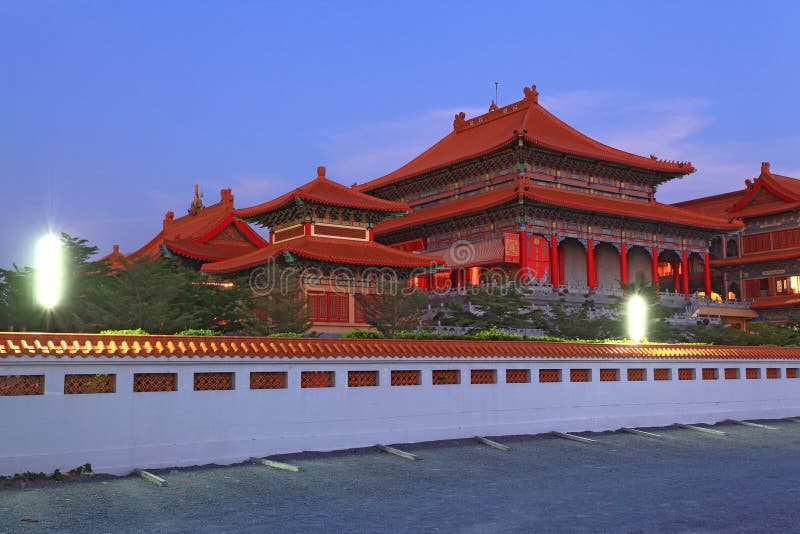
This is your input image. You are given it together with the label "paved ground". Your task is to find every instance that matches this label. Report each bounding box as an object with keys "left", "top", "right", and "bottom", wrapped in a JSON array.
[{"left": 3, "top": 420, "right": 800, "bottom": 533}]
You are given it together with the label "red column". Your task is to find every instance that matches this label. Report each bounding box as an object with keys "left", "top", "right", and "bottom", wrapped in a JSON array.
[
  {"left": 681, "top": 250, "right": 690, "bottom": 295},
  {"left": 586, "top": 239, "right": 596, "bottom": 289},
  {"left": 651, "top": 246, "right": 659, "bottom": 291},
  {"left": 620, "top": 242, "right": 628, "bottom": 287},
  {"left": 304, "top": 221, "right": 312, "bottom": 235},
  {"left": 519, "top": 230, "right": 529, "bottom": 281},
  {"left": 704, "top": 252, "right": 712, "bottom": 296},
  {"left": 550, "top": 234, "right": 559, "bottom": 287}
]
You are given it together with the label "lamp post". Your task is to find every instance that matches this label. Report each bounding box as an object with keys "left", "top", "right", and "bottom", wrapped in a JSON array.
[
  {"left": 627, "top": 294, "right": 646, "bottom": 344},
  {"left": 36, "top": 234, "right": 63, "bottom": 331}
]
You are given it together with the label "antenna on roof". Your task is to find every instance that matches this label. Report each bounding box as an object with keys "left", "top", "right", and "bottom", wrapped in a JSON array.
[{"left": 494, "top": 81, "right": 499, "bottom": 104}]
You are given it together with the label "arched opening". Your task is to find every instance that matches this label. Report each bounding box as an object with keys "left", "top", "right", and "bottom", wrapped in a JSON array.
[
  {"left": 688, "top": 252, "right": 705, "bottom": 294},
  {"left": 559, "top": 238, "right": 587, "bottom": 288},
  {"left": 728, "top": 281, "right": 740, "bottom": 301},
  {"left": 595, "top": 242, "right": 620, "bottom": 290},
  {"left": 709, "top": 237, "right": 723, "bottom": 260},
  {"left": 657, "top": 250, "right": 681, "bottom": 293},
  {"left": 627, "top": 246, "right": 652, "bottom": 287}
]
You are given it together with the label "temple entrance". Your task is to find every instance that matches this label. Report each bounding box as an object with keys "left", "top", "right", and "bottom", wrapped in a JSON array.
[
  {"left": 627, "top": 246, "right": 652, "bottom": 286},
  {"left": 657, "top": 250, "right": 681, "bottom": 293},
  {"left": 559, "top": 238, "right": 587, "bottom": 288},
  {"left": 595, "top": 243, "right": 620, "bottom": 290}
]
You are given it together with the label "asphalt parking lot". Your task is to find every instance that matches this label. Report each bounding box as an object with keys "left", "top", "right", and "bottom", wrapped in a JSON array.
[{"left": 3, "top": 419, "right": 800, "bottom": 533}]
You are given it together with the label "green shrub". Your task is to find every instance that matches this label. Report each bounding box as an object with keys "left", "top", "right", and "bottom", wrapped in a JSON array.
[
  {"left": 175, "top": 328, "right": 222, "bottom": 336},
  {"left": 267, "top": 332, "right": 305, "bottom": 338},
  {"left": 100, "top": 328, "right": 149, "bottom": 335},
  {"left": 342, "top": 329, "right": 383, "bottom": 339}
]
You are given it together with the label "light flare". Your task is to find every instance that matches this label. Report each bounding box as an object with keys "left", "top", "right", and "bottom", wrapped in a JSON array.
[
  {"left": 627, "top": 294, "right": 647, "bottom": 344},
  {"left": 36, "top": 234, "right": 63, "bottom": 309}
]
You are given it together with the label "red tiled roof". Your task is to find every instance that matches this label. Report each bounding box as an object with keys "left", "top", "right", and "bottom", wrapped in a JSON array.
[
  {"left": 163, "top": 239, "right": 262, "bottom": 262},
  {"left": 3, "top": 332, "right": 800, "bottom": 360},
  {"left": 357, "top": 85, "right": 693, "bottom": 193},
  {"left": 750, "top": 295, "right": 800, "bottom": 309},
  {"left": 373, "top": 180, "right": 740, "bottom": 236},
  {"left": 238, "top": 167, "right": 409, "bottom": 219},
  {"left": 711, "top": 249, "right": 800, "bottom": 267},
  {"left": 131, "top": 189, "right": 267, "bottom": 261},
  {"left": 673, "top": 163, "right": 800, "bottom": 219},
  {"left": 201, "top": 235, "right": 444, "bottom": 274}
]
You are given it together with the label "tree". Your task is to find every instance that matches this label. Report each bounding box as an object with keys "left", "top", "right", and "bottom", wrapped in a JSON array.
[
  {"left": 546, "top": 295, "right": 618, "bottom": 340},
  {"left": 353, "top": 281, "right": 428, "bottom": 338},
  {"left": 240, "top": 269, "right": 311, "bottom": 335},
  {"left": 438, "top": 284, "right": 548, "bottom": 331}
]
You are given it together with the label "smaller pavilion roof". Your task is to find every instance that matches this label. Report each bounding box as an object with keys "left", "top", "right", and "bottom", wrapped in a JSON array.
[
  {"left": 201, "top": 236, "right": 443, "bottom": 274},
  {"left": 711, "top": 249, "right": 800, "bottom": 267},
  {"left": 750, "top": 295, "right": 800, "bottom": 310},
  {"left": 373, "top": 178, "right": 741, "bottom": 236},
  {"left": 674, "top": 163, "right": 800, "bottom": 219},
  {"left": 130, "top": 188, "right": 267, "bottom": 262},
  {"left": 237, "top": 166, "right": 409, "bottom": 222}
]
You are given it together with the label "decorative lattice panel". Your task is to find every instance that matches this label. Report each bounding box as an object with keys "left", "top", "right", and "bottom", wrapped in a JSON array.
[
  {"left": 506, "top": 369, "right": 530, "bottom": 383},
  {"left": 64, "top": 374, "right": 116, "bottom": 394},
  {"left": 193, "top": 372, "right": 234, "bottom": 391},
  {"left": 539, "top": 369, "right": 560, "bottom": 383},
  {"left": 678, "top": 368, "right": 695, "bottom": 381},
  {"left": 348, "top": 371, "right": 378, "bottom": 387},
  {"left": 787, "top": 368, "right": 798, "bottom": 379},
  {"left": 766, "top": 368, "right": 780, "bottom": 379},
  {"left": 600, "top": 369, "right": 619, "bottom": 382},
  {"left": 570, "top": 369, "right": 590, "bottom": 383},
  {"left": 746, "top": 368, "right": 760, "bottom": 380},
  {"left": 432, "top": 370, "right": 459, "bottom": 385},
  {"left": 391, "top": 370, "right": 420, "bottom": 386},
  {"left": 0, "top": 375, "right": 44, "bottom": 396},
  {"left": 702, "top": 368, "right": 718, "bottom": 380},
  {"left": 250, "top": 372, "right": 287, "bottom": 389},
  {"left": 725, "top": 368, "right": 739, "bottom": 380},
  {"left": 627, "top": 368, "right": 645, "bottom": 381},
  {"left": 654, "top": 368, "right": 670, "bottom": 381},
  {"left": 471, "top": 369, "right": 496, "bottom": 384},
  {"left": 133, "top": 373, "right": 177, "bottom": 392},
  {"left": 301, "top": 371, "right": 334, "bottom": 388}
]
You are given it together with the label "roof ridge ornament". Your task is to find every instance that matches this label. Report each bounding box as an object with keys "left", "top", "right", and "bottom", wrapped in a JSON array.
[
  {"left": 453, "top": 111, "right": 467, "bottom": 131},
  {"left": 761, "top": 161, "right": 771, "bottom": 176},
  {"left": 317, "top": 166, "right": 327, "bottom": 180},
  {"left": 523, "top": 84, "right": 539, "bottom": 104},
  {"left": 488, "top": 100, "right": 499, "bottom": 113},
  {"left": 188, "top": 184, "right": 205, "bottom": 216}
]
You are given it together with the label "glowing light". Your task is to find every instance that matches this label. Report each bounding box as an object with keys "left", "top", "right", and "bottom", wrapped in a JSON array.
[
  {"left": 36, "top": 234, "right": 63, "bottom": 309},
  {"left": 627, "top": 294, "right": 647, "bottom": 344}
]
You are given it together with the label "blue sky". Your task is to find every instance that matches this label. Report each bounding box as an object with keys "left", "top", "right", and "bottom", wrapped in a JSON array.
[{"left": 2, "top": 1, "right": 799, "bottom": 268}]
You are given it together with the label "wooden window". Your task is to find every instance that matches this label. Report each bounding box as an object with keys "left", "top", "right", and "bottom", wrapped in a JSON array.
[
  {"left": 471, "top": 369, "right": 496, "bottom": 384},
  {"left": 678, "top": 368, "right": 695, "bottom": 381},
  {"left": 766, "top": 368, "right": 781, "bottom": 379},
  {"left": 0, "top": 375, "right": 44, "bottom": 396},
  {"left": 654, "top": 368, "right": 671, "bottom": 381},
  {"left": 786, "top": 368, "right": 798, "bottom": 379},
  {"left": 539, "top": 369, "right": 561, "bottom": 383},
  {"left": 746, "top": 368, "right": 760, "bottom": 380},
  {"left": 133, "top": 373, "right": 177, "bottom": 392},
  {"left": 301, "top": 371, "right": 334, "bottom": 388},
  {"left": 627, "top": 368, "right": 645, "bottom": 381},
  {"left": 599, "top": 369, "right": 619, "bottom": 382},
  {"left": 348, "top": 371, "right": 378, "bottom": 387},
  {"left": 310, "top": 292, "right": 350, "bottom": 323},
  {"left": 432, "top": 370, "right": 460, "bottom": 385},
  {"left": 570, "top": 369, "right": 591, "bottom": 382},
  {"left": 194, "top": 372, "right": 234, "bottom": 391},
  {"left": 724, "top": 368, "right": 740, "bottom": 380},
  {"left": 64, "top": 373, "right": 116, "bottom": 394},
  {"left": 391, "top": 370, "right": 421, "bottom": 386},
  {"left": 250, "top": 372, "right": 287, "bottom": 389},
  {"left": 701, "top": 368, "right": 718, "bottom": 380},
  {"left": 506, "top": 369, "right": 530, "bottom": 383}
]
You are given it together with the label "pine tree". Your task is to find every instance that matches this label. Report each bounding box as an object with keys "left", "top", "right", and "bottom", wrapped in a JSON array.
[{"left": 353, "top": 280, "right": 428, "bottom": 338}]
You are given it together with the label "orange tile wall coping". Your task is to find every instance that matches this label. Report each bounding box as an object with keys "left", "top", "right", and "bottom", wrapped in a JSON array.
[{"left": 1, "top": 332, "right": 799, "bottom": 360}]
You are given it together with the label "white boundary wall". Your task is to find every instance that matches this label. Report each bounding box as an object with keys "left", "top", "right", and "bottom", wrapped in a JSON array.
[{"left": 2, "top": 356, "right": 800, "bottom": 475}]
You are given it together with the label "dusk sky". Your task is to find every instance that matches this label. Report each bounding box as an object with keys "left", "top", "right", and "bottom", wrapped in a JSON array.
[{"left": 2, "top": 1, "right": 799, "bottom": 269}]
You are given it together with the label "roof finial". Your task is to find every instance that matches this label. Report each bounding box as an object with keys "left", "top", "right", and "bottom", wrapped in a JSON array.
[
  {"left": 488, "top": 100, "right": 498, "bottom": 112},
  {"left": 453, "top": 111, "right": 466, "bottom": 131},
  {"left": 494, "top": 81, "right": 499, "bottom": 105},
  {"left": 761, "top": 161, "right": 771, "bottom": 175},
  {"left": 188, "top": 184, "right": 204, "bottom": 215},
  {"left": 523, "top": 84, "right": 539, "bottom": 104},
  {"left": 317, "top": 166, "right": 326, "bottom": 180}
]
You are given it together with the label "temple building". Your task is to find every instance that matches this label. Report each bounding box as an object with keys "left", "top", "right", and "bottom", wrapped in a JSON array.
[
  {"left": 201, "top": 166, "right": 442, "bottom": 333},
  {"left": 676, "top": 163, "right": 800, "bottom": 323},
  {"left": 357, "top": 84, "right": 741, "bottom": 297}
]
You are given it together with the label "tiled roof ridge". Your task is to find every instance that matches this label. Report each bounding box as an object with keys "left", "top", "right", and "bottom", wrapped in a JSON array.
[{"left": 2, "top": 332, "right": 799, "bottom": 359}]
